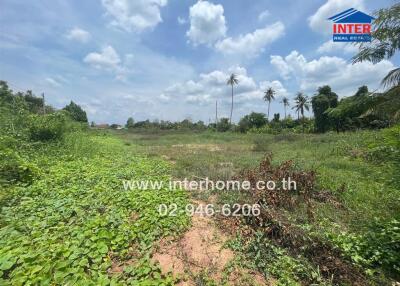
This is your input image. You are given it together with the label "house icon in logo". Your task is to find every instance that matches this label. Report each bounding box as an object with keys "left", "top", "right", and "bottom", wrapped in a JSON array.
[{"left": 328, "top": 8, "right": 375, "bottom": 42}]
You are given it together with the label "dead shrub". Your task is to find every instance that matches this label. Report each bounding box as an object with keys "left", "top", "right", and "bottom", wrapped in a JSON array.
[{"left": 218, "top": 153, "right": 369, "bottom": 285}]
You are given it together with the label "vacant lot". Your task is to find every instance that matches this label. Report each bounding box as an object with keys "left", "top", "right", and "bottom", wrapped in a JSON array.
[
  {"left": 114, "top": 128, "right": 399, "bottom": 285},
  {"left": 1, "top": 126, "right": 398, "bottom": 285},
  {"left": 115, "top": 129, "right": 398, "bottom": 223}
]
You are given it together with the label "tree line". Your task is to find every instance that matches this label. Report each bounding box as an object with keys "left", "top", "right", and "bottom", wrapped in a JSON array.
[
  {"left": 121, "top": 82, "right": 397, "bottom": 134},
  {"left": 0, "top": 81, "right": 88, "bottom": 141}
]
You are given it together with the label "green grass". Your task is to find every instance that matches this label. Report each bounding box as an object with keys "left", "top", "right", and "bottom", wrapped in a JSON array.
[
  {"left": 114, "top": 128, "right": 399, "bottom": 284},
  {"left": 2, "top": 126, "right": 398, "bottom": 285},
  {"left": 226, "top": 232, "right": 332, "bottom": 286},
  {"left": 114, "top": 129, "right": 398, "bottom": 227},
  {"left": 0, "top": 132, "right": 190, "bottom": 285}
]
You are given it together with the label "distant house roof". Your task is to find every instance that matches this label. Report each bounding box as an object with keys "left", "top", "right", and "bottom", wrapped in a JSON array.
[
  {"left": 328, "top": 8, "right": 375, "bottom": 23},
  {"left": 95, "top": 124, "right": 109, "bottom": 129}
]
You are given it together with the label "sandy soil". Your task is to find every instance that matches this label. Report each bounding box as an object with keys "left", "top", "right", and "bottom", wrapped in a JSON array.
[{"left": 151, "top": 201, "right": 272, "bottom": 286}]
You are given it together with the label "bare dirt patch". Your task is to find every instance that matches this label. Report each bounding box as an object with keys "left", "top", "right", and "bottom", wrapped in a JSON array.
[
  {"left": 171, "top": 144, "right": 222, "bottom": 152},
  {"left": 152, "top": 201, "right": 269, "bottom": 285}
]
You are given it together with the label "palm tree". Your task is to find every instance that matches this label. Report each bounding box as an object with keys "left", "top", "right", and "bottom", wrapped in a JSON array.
[
  {"left": 281, "top": 96, "right": 290, "bottom": 119},
  {"left": 227, "top": 74, "right": 239, "bottom": 125},
  {"left": 353, "top": 3, "right": 400, "bottom": 88},
  {"left": 293, "top": 92, "right": 309, "bottom": 119},
  {"left": 293, "top": 92, "right": 310, "bottom": 132},
  {"left": 263, "top": 87, "right": 275, "bottom": 119},
  {"left": 352, "top": 3, "right": 400, "bottom": 123}
]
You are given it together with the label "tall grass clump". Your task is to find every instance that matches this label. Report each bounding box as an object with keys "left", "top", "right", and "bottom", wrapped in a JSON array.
[{"left": 28, "top": 112, "right": 72, "bottom": 141}]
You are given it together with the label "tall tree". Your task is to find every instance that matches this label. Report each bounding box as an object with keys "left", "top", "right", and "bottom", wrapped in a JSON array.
[
  {"left": 293, "top": 92, "right": 310, "bottom": 132},
  {"left": 293, "top": 92, "right": 309, "bottom": 119},
  {"left": 325, "top": 86, "right": 394, "bottom": 132},
  {"left": 24, "top": 90, "right": 44, "bottom": 114},
  {"left": 217, "top": 117, "right": 231, "bottom": 132},
  {"left": 273, "top": 113, "right": 280, "bottom": 122},
  {"left": 353, "top": 3, "right": 400, "bottom": 88},
  {"left": 226, "top": 74, "right": 239, "bottom": 125},
  {"left": 63, "top": 101, "right": 88, "bottom": 123},
  {"left": 311, "top": 85, "right": 338, "bottom": 133},
  {"left": 352, "top": 3, "right": 400, "bottom": 123},
  {"left": 238, "top": 112, "right": 267, "bottom": 133},
  {"left": 281, "top": 96, "right": 290, "bottom": 119},
  {"left": 263, "top": 87, "right": 275, "bottom": 119},
  {"left": 126, "top": 117, "right": 134, "bottom": 128}
]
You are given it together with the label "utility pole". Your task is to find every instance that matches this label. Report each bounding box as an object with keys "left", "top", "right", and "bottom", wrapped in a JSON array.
[{"left": 42, "top": 92, "right": 45, "bottom": 114}]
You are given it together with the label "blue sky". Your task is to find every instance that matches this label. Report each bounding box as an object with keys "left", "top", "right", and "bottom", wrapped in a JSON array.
[{"left": 0, "top": 0, "right": 398, "bottom": 124}]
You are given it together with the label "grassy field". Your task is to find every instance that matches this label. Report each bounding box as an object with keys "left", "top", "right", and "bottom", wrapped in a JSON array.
[
  {"left": 1, "top": 125, "right": 398, "bottom": 285},
  {"left": 114, "top": 129, "right": 398, "bottom": 226},
  {"left": 112, "top": 128, "right": 399, "bottom": 285}
]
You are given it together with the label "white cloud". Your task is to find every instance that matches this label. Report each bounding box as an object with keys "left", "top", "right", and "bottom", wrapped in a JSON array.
[
  {"left": 199, "top": 70, "right": 227, "bottom": 86},
  {"left": 159, "top": 93, "right": 170, "bottom": 102},
  {"left": 45, "top": 77, "right": 61, "bottom": 87},
  {"left": 317, "top": 40, "right": 358, "bottom": 54},
  {"left": 270, "top": 55, "right": 294, "bottom": 80},
  {"left": 83, "top": 46, "right": 130, "bottom": 80},
  {"left": 65, "top": 27, "right": 91, "bottom": 43},
  {"left": 226, "top": 66, "right": 258, "bottom": 95},
  {"left": 161, "top": 66, "right": 286, "bottom": 106},
  {"left": 80, "top": 102, "right": 99, "bottom": 116},
  {"left": 259, "top": 80, "right": 288, "bottom": 98},
  {"left": 270, "top": 50, "right": 394, "bottom": 95},
  {"left": 258, "top": 10, "right": 270, "bottom": 21},
  {"left": 187, "top": 0, "right": 227, "bottom": 46},
  {"left": 308, "top": 0, "right": 364, "bottom": 34},
  {"left": 215, "top": 22, "right": 284, "bottom": 58},
  {"left": 84, "top": 46, "right": 121, "bottom": 70},
  {"left": 164, "top": 80, "right": 203, "bottom": 96},
  {"left": 177, "top": 16, "right": 187, "bottom": 25},
  {"left": 197, "top": 66, "right": 257, "bottom": 92},
  {"left": 185, "top": 94, "right": 212, "bottom": 105},
  {"left": 101, "top": 0, "right": 168, "bottom": 32}
]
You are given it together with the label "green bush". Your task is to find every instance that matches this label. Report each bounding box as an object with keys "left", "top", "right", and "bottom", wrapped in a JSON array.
[
  {"left": 249, "top": 124, "right": 274, "bottom": 134},
  {"left": 365, "top": 219, "right": 400, "bottom": 275},
  {"left": 237, "top": 116, "right": 251, "bottom": 133},
  {"left": 238, "top": 112, "right": 268, "bottom": 133},
  {"left": 28, "top": 112, "right": 68, "bottom": 141},
  {"left": 0, "top": 147, "right": 39, "bottom": 185},
  {"left": 366, "top": 125, "right": 400, "bottom": 162},
  {"left": 217, "top": 118, "right": 231, "bottom": 132},
  {"left": 327, "top": 219, "right": 400, "bottom": 277},
  {"left": 63, "top": 101, "right": 88, "bottom": 122},
  {"left": 245, "top": 232, "right": 328, "bottom": 285},
  {"left": 248, "top": 120, "right": 314, "bottom": 134}
]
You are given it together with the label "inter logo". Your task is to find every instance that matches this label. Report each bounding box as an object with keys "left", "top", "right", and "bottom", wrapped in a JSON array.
[{"left": 328, "top": 8, "right": 374, "bottom": 42}]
